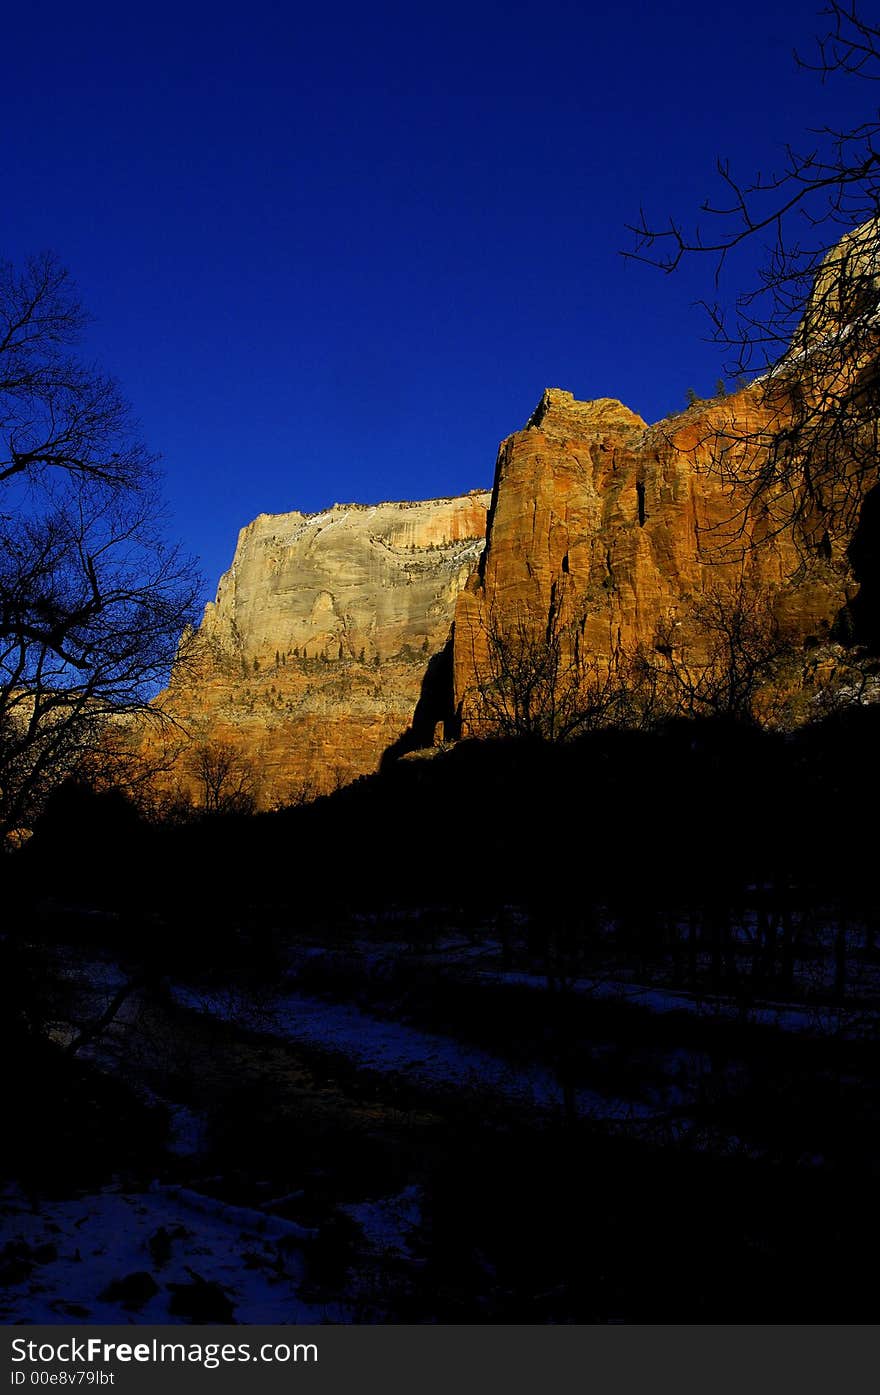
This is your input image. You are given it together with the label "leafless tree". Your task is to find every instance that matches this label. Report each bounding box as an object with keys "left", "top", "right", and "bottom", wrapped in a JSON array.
[
  {"left": 647, "top": 578, "right": 799, "bottom": 724},
  {"left": 0, "top": 252, "right": 200, "bottom": 836},
  {"left": 187, "top": 739, "right": 258, "bottom": 816},
  {"left": 470, "top": 588, "right": 661, "bottom": 740},
  {"left": 265, "top": 775, "right": 319, "bottom": 811},
  {"left": 74, "top": 718, "right": 193, "bottom": 817},
  {"left": 625, "top": 3, "right": 880, "bottom": 551}
]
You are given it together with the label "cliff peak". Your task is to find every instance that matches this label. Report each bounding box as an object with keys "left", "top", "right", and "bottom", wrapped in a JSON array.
[
  {"left": 152, "top": 487, "right": 492, "bottom": 803},
  {"left": 526, "top": 388, "right": 647, "bottom": 437},
  {"left": 794, "top": 216, "right": 880, "bottom": 351}
]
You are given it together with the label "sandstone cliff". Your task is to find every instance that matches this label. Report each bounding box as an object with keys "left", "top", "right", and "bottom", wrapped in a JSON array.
[
  {"left": 155, "top": 493, "right": 490, "bottom": 803},
  {"left": 451, "top": 383, "right": 868, "bottom": 734},
  {"left": 151, "top": 224, "right": 880, "bottom": 799},
  {"left": 154, "top": 377, "right": 873, "bottom": 807},
  {"left": 447, "top": 221, "right": 880, "bottom": 734}
]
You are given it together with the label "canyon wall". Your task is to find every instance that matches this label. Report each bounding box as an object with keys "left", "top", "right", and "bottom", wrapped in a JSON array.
[
  {"left": 452, "top": 384, "right": 866, "bottom": 733},
  {"left": 153, "top": 378, "right": 872, "bottom": 808},
  {"left": 152, "top": 224, "right": 880, "bottom": 801},
  {"left": 449, "top": 222, "right": 880, "bottom": 732},
  {"left": 154, "top": 493, "right": 490, "bottom": 803}
]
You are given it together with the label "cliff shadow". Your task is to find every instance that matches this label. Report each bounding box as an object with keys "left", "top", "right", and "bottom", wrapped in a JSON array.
[
  {"left": 840, "top": 480, "right": 880, "bottom": 650},
  {"left": 380, "top": 629, "right": 459, "bottom": 769}
]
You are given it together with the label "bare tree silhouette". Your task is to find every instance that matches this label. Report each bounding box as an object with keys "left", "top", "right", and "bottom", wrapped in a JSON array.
[
  {"left": 186, "top": 740, "right": 259, "bottom": 816},
  {"left": 647, "top": 578, "right": 800, "bottom": 725},
  {"left": 0, "top": 252, "right": 200, "bottom": 835},
  {"left": 469, "top": 586, "right": 661, "bottom": 740},
  {"left": 625, "top": 4, "right": 880, "bottom": 553}
]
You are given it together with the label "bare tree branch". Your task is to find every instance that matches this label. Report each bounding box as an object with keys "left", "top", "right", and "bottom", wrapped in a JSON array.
[
  {"left": 0, "top": 252, "right": 200, "bottom": 835},
  {"left": 624, "top": 4, "right": 880, "bottom": 562}
]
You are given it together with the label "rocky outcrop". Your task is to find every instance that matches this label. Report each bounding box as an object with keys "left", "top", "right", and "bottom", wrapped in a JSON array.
[
  {"left": 154, "top": 493, "right": 490, "bottom": 803},
  {"left": 153, "top": 374, "right": 874, "bottom": 806},
  {"left": 452, "top": 384, "right": 866, "bottom": 732},
  {"left": 151, "top": 221, "right": 880, "bottom": 799},
  {"left": 793, "top": 216, "right": 880, "bottom": 350}
]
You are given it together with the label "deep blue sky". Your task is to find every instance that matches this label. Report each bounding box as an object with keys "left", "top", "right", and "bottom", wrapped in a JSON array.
[{"left": 1, "top": 1, "right": 871, "bottom": 601}]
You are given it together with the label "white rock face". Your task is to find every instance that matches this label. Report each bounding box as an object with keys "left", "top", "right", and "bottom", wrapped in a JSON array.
[
  {"left": 157, "top": 491, "right": 491, "bottom": 801},
  {"left": 200, "top": 493, "right": 491, "bottom": 664}
]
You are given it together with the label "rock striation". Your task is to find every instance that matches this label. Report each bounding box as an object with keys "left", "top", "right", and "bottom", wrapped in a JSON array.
[
  {"left": 152, "top": 226, "right": 880, "bottom": 799},
  {"left": 448, "top": 223, "right": 880, "bottom": 735},
  {"left": 451, "top": 384, "right": 868, "bottom": 733},
  {"left": 155, "top": 493, "right": 490, "bottom": 803}
]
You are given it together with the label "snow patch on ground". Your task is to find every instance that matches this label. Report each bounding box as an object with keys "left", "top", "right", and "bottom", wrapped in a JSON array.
[
  {"left": 170, "top": 986, "right": 656, "bottom": 1122},
  {"left": 0, "top": 1185, "right": 337, "bottom": 1325},
  {"left": 341, "top": 1186, "right": 423, "bottom": 1260}
]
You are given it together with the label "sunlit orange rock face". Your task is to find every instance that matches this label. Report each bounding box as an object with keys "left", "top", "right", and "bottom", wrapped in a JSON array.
[
  {"left": 153, "top": 493, "right": 490, "bottom": 803},
  {"left": 153, "top": 275, "right": 878, "bottom": 802},
  {"left": 452, "top": 386, "right": 860, "bottom": 732}
]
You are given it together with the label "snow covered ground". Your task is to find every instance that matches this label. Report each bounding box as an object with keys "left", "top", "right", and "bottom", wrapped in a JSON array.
[
  {"left": 170, "top": 985, "right": 657, "bottom": 1122},
  {"left": 285, "top": 936, "right": 880, "bottom": 1037},
  {"left": 340, "top": 1185, "right": 423, "bottom": 1261},
  {"left": 0, "top": 1184, "right": 338, "bottom": 1325}
]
